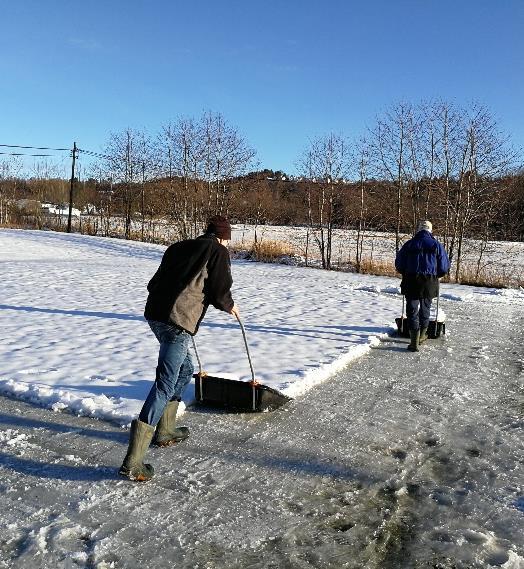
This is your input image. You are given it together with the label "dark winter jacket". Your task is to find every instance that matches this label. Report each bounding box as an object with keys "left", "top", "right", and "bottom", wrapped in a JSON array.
[
  {"left": 395, "top": 230, "right": 450, "bottom": 299},
  {"left": 144, "top": 233, "right": 234, "bottom": 334}
]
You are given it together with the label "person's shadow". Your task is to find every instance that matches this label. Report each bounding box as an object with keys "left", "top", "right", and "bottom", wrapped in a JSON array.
[
  {"left": 0, "top": 412, "right": 128, "bottom": 443},
  {"left": 0, "top": 452, "right": 120, "bottom": 481},
  {"left": 0, "top": 411, "right": 126, "bottom": 480}
]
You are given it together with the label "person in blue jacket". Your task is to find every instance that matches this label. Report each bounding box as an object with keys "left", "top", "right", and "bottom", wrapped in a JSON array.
[{"left": 395, "top": 220, "right": 450, "bottom": 352}]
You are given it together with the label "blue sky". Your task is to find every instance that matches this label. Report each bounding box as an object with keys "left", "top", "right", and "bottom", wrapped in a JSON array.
[{"left": 1, "top": 0, "right": 523, "bottom": 174}]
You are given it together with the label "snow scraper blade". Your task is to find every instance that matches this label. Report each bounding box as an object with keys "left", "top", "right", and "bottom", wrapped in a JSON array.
[
  {"left": 194, "top": 373, "right": 291, "bottom": 412},
  {"left": 395, "top": 293, "right": 446, "bottom": 339},
  {"left": 192, "top": 315, "right": 290, "bottom": 412},
  {"left": 395, "top": 317, "right": 445, "bottom": 339}
]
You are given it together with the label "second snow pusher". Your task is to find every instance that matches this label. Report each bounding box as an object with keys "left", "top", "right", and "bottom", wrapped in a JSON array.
[
  {"left": 395, "top": 293, "right": 446, "bottom": 339},
  {"left": 192, "top": 314, "right": 290, "bottom": 412}
]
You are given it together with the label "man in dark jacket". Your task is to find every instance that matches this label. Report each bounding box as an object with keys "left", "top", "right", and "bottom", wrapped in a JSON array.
[
  {"left": 395, "top": 220, "right": 450, "bottom": 352},
  {"left": 120, "top": 216, "right": 238, "bottom": 481}
]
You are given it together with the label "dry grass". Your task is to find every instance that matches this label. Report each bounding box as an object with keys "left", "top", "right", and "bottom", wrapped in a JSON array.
[
  {"left": 251, "top": 239, "right": 298, "bottom": 261},
  {"left": 357, "top": 257, "right": 398, "bottom": 277},
  {"left": 456, "top": 266, "right": 524, "bottom": 288},
  {"left": 357, "top": 258, "right": 523, "bottom": 288},
  {"left": 233, "top": 239, "right": 298, "bottom": 262}
]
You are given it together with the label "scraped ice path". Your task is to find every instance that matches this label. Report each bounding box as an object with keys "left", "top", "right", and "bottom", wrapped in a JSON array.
[
  {"left": 1, "top": 229, "right": 522, "bottom": 426},
  {"left": 0, "top": 292, "right": 522, "bottom": 568}
]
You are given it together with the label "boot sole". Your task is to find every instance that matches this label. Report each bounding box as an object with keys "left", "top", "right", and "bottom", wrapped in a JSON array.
[
  {"left": 118, "top": 467, "right": 154, "bottom": 482},
  {"left": 153, "top": 436, "right": 189, "bottom": 447}
]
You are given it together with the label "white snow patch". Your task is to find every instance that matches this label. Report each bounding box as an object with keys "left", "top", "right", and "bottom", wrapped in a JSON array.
[
  {"left": 0, "top": 428, "right": 29, "bottom": 447},
  {"left": 0, "top": 228, "right": 522, "bottom": 425}
]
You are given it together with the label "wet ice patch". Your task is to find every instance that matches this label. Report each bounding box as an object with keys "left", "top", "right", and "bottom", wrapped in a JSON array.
[{"left": 469, "top": 345, "right": 490, "bottom": 360}]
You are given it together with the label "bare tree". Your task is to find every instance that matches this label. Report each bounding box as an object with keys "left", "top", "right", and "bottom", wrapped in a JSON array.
[
  {"left": 102, "top": 128, "right": 149, "bottom": 240},
  {"left": 158, "top": 117, "right": 200, "bottom": 238},
  {"left": 197, "top": 111, "right": 257, "bottom": 217},
  {"left": 298, "top": 133, "right": 352, "bottom": 269},
  {"left": 134, "top": 130, "right": 156, "bottom": 241},
  {"left": 428, "top": 101, "right": 465, "bottom": 254},
  {"left": 157, "top": 112, "right": 256, "bottom": 239},
  {"left": 369, "top": 102, "right": 412, "bottom": 251},
  {"left": 449, "top": 104, "right": 517, "bottom": 281},
  {"left": 0, "top": 157, "right": 23, "bottom": 225},
  {"left": 353, "top": 138, "right": 370, "bottom": 272}
]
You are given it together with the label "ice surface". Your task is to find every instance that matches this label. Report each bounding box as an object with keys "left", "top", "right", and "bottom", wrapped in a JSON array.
[{"left": 0, "top": 295, "right": 522, "bottom": 568}]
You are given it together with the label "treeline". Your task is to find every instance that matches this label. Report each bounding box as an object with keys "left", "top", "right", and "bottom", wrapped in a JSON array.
[{"left": 1, "top": 103, "right": 523, "bottom": 282}]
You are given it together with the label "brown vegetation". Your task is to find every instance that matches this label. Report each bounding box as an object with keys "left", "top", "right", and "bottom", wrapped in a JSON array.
[
  {"left": 247, "top": 240, "right": 298, "bottom": 262},
  {"left": 1, "top": 102, "right": 523, "bottom": 289}
]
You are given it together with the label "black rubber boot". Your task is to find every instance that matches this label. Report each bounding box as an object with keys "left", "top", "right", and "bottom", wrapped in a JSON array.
[
  {"left": 419, "top": 327, "right": 429, "bottom": 344},
  {"left": 119, "top": 419, "right": 155, "bottom": 481},
  {"left": 407, "top": 329, "right": 420, "bottom": 352},
  {"left": 153, "top": 401, "right": 190, "bottom": 447}
]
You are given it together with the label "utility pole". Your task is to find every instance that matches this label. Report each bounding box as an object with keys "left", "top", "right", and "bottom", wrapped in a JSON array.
[{"left": 67, "top": 141, "right": 78, "bottom": 233}]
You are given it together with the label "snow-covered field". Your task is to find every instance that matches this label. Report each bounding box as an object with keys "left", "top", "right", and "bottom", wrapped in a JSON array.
[
  {"left": 0, "top": 228, "right": 522, "bottom": 428},
  {"left": 62, "top": 217, "right": 524, "bottom": 285},
  {"left": 231, "top": 224, "right": 524, "bottom": 285}
]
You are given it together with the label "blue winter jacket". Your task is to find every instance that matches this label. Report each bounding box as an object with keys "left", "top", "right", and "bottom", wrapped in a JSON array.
[{"left": 395, "top": 230, "right": 450, "bottom": 277}]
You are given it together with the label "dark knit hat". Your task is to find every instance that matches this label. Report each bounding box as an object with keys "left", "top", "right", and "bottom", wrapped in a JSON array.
[{"left": 206, "top": 215, "right": 232, "bottom": 240}]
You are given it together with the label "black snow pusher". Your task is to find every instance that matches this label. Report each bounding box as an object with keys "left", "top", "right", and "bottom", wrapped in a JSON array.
[
  {"left": 192, "top": 315, "right": 290, "bottom": 412},
  {"left": 395, "top": 293, "right": 445, "bottom": 339}
]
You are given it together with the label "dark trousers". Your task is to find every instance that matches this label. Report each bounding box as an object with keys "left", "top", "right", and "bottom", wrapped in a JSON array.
[{"left": 406, "top": 297, "right": 432, "bottom": 331}]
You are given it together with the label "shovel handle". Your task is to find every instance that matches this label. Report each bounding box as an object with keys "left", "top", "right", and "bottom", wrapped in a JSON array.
[
  {"left": 235, "top": 313, "right": 257, "bottom": 412},
  {"left": 191, "top": 336, "right": 204, "bottom": 401},
  {"left": 191, "top": 315, "right": 258, "bottom": 411},
  {"left": 235, "top": 313, "right": 256, "bottom": 383}
]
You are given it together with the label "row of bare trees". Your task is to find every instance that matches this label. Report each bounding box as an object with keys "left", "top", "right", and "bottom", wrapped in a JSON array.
[
  {"left": 298, "top": 100, "right": 519, "bottom": 277},
  {"left": 97, "top": 111, "right": 257, "bottom": 239},
  {"left": 1, "top": 102, "right": 522, "bottom": 282}
]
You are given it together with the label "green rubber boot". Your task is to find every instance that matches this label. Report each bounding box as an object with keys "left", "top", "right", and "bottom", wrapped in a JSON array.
[
  {"left": 119, "top": 419, "right": 155, "bottom": 481},
  {"left": 153, "top": 401, "right": 190, "bottom": 447},
  {"left": 419, "top": 327, "right": 429, "bottom": 344},
  {"left": 407, "top": 329, "right": 420, "bottom": 352}
]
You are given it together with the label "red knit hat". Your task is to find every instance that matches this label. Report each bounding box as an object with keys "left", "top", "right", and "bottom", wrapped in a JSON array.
[{"left": 206, "top": 215, "right": 231, "bottom": 240}]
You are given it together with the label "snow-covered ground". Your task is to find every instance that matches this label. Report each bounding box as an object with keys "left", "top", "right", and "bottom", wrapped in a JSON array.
[
  {"left": 61, "top": 217, "right": 524, "bottom": 286},
  {"left": 0, "top": 292, "right": 522, "bottom": 568},
  {"left": 1, "top": 229, "right": 523, "bottom": 428},
  {"left": 0, "top": 228, "right": 523, "bottom": 568},
  {"left": 231, "top": 224, "right": 524, "bottom": 285}
]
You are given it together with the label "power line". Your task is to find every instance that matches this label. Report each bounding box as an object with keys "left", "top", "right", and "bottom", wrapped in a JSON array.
[
  {"left": 77, "top": 148, "right": 111, "bottom": 160},
  {"left": 0, "top": 143, "right": 70, "bottom": 152},
  {"left": 0, "top": 151, "right": 53, "bottom": 157},
  {"left": 0, "top": 141, "right": 123, "bottom": 163},
  {"left": 0, "top": 143, "right": 112, "bottom": 161}
]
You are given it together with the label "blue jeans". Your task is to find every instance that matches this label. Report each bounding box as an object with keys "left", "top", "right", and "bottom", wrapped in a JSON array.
[
  {"left": 406, "top": 297, "right": 432, "bottom": 331},
  {"left": 138, "top": 321, "right": 194, "bottom": 426}
]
